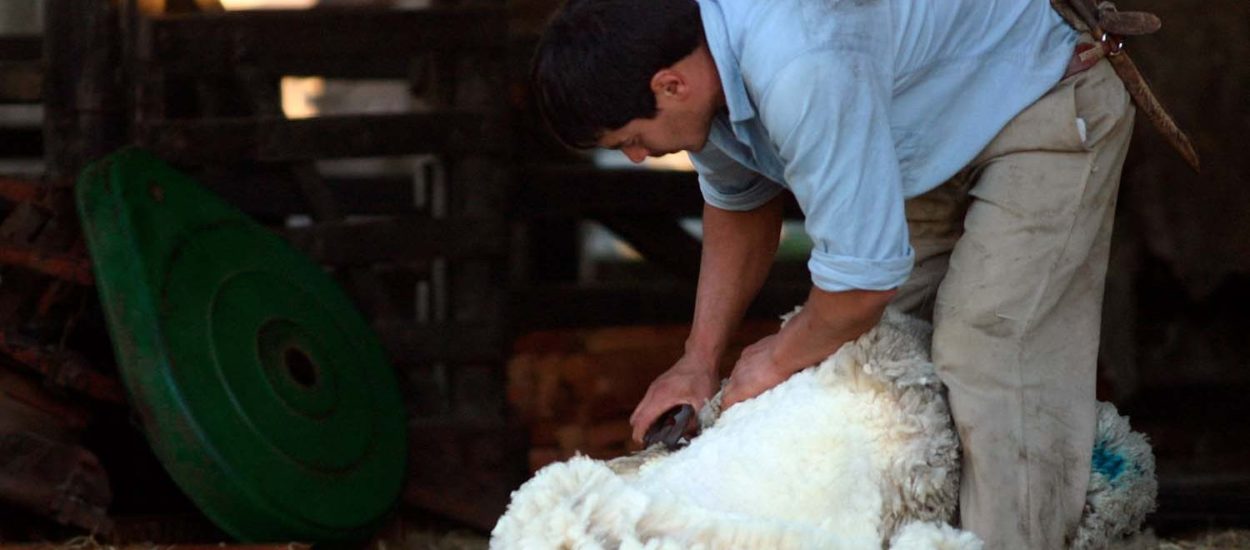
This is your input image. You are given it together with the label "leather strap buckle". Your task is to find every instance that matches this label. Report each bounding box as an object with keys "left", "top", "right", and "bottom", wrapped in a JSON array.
[{"left": 1099, "top": 31, "right": 1125, "bottom": 56}]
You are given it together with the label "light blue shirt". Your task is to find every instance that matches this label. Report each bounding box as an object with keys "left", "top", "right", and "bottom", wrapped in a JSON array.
[{"left": 692, "top": 0, "right": 1077, "bottom": 292}]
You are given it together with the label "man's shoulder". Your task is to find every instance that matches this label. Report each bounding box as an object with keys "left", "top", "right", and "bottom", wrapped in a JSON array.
[{"left": 708, "top": 0, "right": 886, "bottom": 82}]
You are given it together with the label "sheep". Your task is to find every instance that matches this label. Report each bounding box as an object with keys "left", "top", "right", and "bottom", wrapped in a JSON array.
[{"left": 491, "top": 308, "right": 1156, "bottom": 549}]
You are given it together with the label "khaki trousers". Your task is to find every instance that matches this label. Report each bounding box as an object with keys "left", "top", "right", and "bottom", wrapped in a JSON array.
[{"left": 892, "top": 57, "right": 1135, "bottom": 549}]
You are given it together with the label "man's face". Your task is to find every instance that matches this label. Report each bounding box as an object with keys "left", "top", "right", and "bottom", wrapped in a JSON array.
[{"left": 596, "top": 93, "right": 717, "bottom": 164}]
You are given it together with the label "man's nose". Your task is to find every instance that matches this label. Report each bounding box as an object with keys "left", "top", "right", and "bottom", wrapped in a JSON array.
[{"left": 623, "top": 145, "right": 648, "bottom": 164}]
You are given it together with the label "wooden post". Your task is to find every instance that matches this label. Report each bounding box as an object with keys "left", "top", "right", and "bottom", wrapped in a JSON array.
[{"left": 43, "top": 0, "right": 127, "bottom": 180}]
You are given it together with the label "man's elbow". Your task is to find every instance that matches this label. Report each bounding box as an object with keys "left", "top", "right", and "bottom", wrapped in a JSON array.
[
  {"left": 807, "top": 286, "right": 896, "bottom": 330},
  {"left": 851, "top": 287, "right": 896, "bottom": 326},
  {"left": 864, "top": 287, "right": 897, "bottom": 309}
]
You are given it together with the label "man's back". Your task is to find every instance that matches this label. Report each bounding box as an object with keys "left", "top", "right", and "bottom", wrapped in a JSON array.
[{"left": 698, "top": 0, "right": 1077, "bottom": 197}]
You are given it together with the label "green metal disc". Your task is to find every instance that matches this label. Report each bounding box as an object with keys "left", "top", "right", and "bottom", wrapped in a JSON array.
[{"left": 76, "top": 149, "right": 407, "bottom": 542}]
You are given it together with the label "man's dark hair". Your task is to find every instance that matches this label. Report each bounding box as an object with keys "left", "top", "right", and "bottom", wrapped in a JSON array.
[{"left": 530, "top": 0, "right": 704, "bottom": 148}]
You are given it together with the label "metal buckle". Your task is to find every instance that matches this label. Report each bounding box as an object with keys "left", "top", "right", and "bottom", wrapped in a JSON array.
[{"left": 1099, "top": 31, "right": 1125, "bottom": 56}]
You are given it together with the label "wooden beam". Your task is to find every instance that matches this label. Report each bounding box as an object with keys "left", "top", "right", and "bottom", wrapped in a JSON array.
[
  {"left": 511, "top": 279, "right": 810, "bottom": 329},
  {"left": 0, "top": 36, "right": 41, "bottom": 61},
  {"left": 205, "top": 165, "right": 799, "bottom": 220},
  {"left": 282, "top": 217, "right": 505, "bottom": 265},
  {"left": 0, "top": 127, "right": 41, "bottom": 158},
  {"left": 0, "top": 62, "right": 42, "bottom": 103},
  {"left": 516, "top": 166, "right": 703, "bottom": 218},
  {"left": 143, "top": 7, "right": 506, "bottom": 78},
  {"left": 137, "top": 112, "right": 494, "bottom": 164},
  {"left": 515, "top": 165, "right": 804, "bottom": 218},
  {"left": 375, "top": 321, "right": 507, "bottom": 364},
  {"left": 596, "top": 213, "right": 702, "bottom": 280},
  {"left": 43, "top": 0, "right": 126, "bottom": 179},
  {"left": 198, "top": 170, "right": 415, "bottom": 217}
]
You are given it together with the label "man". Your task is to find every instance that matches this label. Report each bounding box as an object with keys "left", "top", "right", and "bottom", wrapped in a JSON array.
[{"left": 530, "top": 0, "right": 1134, "bottom": 546}]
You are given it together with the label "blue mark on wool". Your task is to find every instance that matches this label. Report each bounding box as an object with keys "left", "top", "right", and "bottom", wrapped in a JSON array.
[{"left": 1092, "top": 441, "right": 1127, "bottom": 485}]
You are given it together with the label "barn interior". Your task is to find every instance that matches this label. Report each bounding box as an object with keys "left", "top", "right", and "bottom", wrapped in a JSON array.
[{"left": 0, "top": 0, "right": 1246, "bottom": 547}]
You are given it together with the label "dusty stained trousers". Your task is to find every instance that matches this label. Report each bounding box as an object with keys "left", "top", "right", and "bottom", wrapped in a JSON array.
[{"left": 891, "top": 57, "right": 1135, "bottom": 549}]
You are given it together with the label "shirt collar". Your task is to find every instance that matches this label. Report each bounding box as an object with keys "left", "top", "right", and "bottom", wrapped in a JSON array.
[{"left": 698, "top": 0, "right": 755, "bottom": 123}]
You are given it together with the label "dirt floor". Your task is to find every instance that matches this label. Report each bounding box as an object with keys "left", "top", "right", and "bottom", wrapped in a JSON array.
[{"left": 1156, "top": 530, "right": 1250, "bottom": 549}]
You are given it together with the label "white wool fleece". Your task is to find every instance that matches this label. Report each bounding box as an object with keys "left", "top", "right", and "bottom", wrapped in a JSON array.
[
  {"left": 492, "top": 309, "right": 967, "bottom": 549},
  {"left": 492, "top": 308, "right": 1156, "bottom": 549}
]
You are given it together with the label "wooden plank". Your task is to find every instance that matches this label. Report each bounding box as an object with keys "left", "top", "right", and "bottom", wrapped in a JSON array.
[
  {"left": 193, "top": 165, "right": 416, "bottom": 217},
  {"left": 518, "top": 219, "right": 580, "bottom": 284},
  {"left": 511, "top": 278, "right": 811, "bottom": 329},
  {"left": 137, "top": 112, "right": 494, "bottom": 164},
  {"left": 0, "top": 62, "right": 41, "bottom": 103},
  {"left": 282, "top": 217, "right": 505, "bottom": 265},
  {"left": 375, "top": 321, "right": 507, "bottom": 364},
  {"left": 143, "top": 7, "right": 506, "bottom": 78},
  {"left": 596, "top": 213, "right": 702, "bottom": 280},
  {"left": 516, "top": 165, "right": 805, "bottom": 218},
  {"left": 516, "top": 166, "right": 702, "bottom": 218},
  {"left": 437, "top": 50, "right": 510, "bottom": 422},
  {"left": 43, "top": 0, "right": 127, "bottom": 179},
  {"left": 0, "top": 36, "right": 40, "bottom": 61},
  {"left": 0, "top": 127, "right": 41, "bottom": 158}
]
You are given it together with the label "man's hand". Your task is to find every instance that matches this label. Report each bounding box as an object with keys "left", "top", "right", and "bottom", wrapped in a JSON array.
[
  {"left": 721, "top": 334, "right": 790, "bottom": 410},
  {"left": 629, "top": 355, "right": 719, "bottom": 444},
  {"left": 721, "top": 287, "right": 898, "bottom": 411}
]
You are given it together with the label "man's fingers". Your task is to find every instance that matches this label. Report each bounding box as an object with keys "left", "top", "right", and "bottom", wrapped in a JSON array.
[
  {"left": 720, "top": 388, "right": 739, "bottom": 411},
  {"left": 631, "top": 403, "right": 663, "bottom": 443},
  {"left": 629, "top": 403, "right": 648, "bottom": 441},
  {"left": 629, "top": 385, "right": 658, "bottom": 426}
]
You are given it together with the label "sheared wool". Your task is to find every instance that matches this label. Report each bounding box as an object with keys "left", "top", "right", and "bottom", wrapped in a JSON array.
[{"left": 492, "top": 308, "right": 1155, "bottom": 549}]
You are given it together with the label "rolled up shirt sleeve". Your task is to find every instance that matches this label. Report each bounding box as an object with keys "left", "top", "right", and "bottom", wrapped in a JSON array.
[
  {"left": 759, "top": 50, "right": 914, "bottom": 292},
  {"left": 690, "top": 143, "right": 784, "bottom": 212}
]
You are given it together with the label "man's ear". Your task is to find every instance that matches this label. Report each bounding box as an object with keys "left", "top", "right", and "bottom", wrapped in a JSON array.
[{"left": 650, "top": 69, "right": 686, "bottom": 102}]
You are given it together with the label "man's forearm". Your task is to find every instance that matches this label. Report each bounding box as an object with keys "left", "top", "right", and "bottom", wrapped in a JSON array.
[
  {"left": 685, "top": 195, "right": 785, "bottom": 367},
  {"left": 768, "top": 286, "right": 896, "bottom": 376}
]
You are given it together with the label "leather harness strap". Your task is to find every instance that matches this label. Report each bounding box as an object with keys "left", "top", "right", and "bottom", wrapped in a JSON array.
[
  {"left": 1050, "top": 0, "right": 1201, "bottom": 172},
  {"left": 1064, "top": 42, "right": 1110, "bottom": 79}
]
